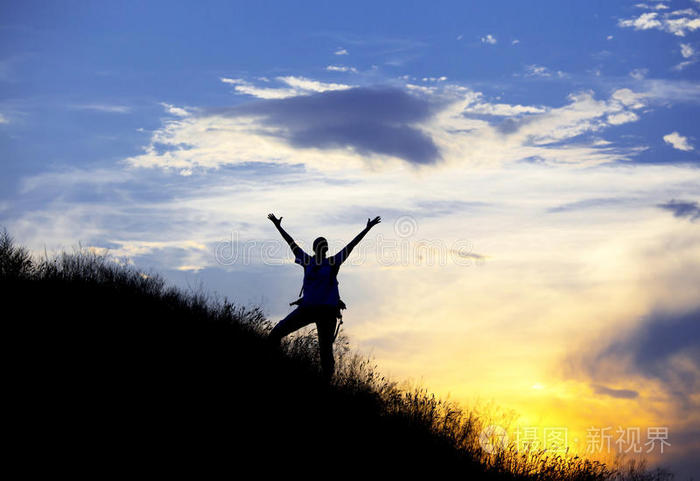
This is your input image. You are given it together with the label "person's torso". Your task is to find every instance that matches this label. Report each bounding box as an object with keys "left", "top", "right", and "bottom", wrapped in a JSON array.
[{"left": 301, "top": 258, "right": 340, "bottom": 306}]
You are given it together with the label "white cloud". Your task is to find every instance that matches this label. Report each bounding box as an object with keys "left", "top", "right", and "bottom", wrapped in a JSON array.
[
  {"left": 607, "top": 35, "right": 614, "bottom": 40},
  {"left": 670, "top": 8, "right": 697, "bottom": 17},
  {"left": 0, "top": 113, "right": 8, "bottom": 124},
  {"left": 607, "top": 111, "right": 640, "bottom": 125},
  {"left": 619, "top": 9, "right": 700, "bottom": 37},
  {"left": 675, "top": 43, "right": 698, "bottom": 69},
  {"left": 481, "top": 34, "right": 497, "bottom": 45},
  {"left": 421, "top": 76, "right": 447, "bottom": 82},
  {"left": 619, "top": 12, "right": 663, "bottom": 30},
  {"left": 124, "top": 77, "right": 651, "bottom": 176},
  {"left": 404, "top": 83, "right": 437, "bottom": 94},
  {"left": 19, "top": 167, "right": 135, "bottom": 194},
  {"left": 640, "top": 78, "right": 700, "bottom": 103},
  {"left": 326, "top": 65, "right": 358, "bottom": 73},
  {"left": 501, "top": 90, "right": 642, "bottom": 146},
  {"left": 666, "top": 13, "right": 700, "bottom": 37},
  {"left": 512, "top": 39, "right": 520, "bottom": 45},
  {"left": 220, "top": 77, "right": 245, "bottom": 85},
  {"left": 611, "top": 88, "right": 646, "bottom": 109},
  {"left": 463, "top": 92, "right": 545, "bottom": 116},
  {"left": 629, "top": 68, "right": 649, "bottom": 80},
  {"left": 634, "top": 3, "right": 670, "bottom": 10},
  {"left": 220, "top": 76, "right": 353, "bottom": 99},
  {"left": 663, "top": 131, "right": 694, "bottom": 151},
  {"left": 278, "top": 76, "right": 352, "bottom": 93},
  {"left": 71, "top": 104, "right": 132, "bottom": 114},
  {"left": 523, "top": 65, "right": 567, "bottom": 79},
  {"left": 525, "top": 65, "right": 552, "bottom": 77},
  {"left": 680, "top": 43, "right": 694, "bottom": 58},
  {"left": 334, "top": 48, "right": 349, "bottom": 55},
  {"left": 160, "top": 102, "right": 190, "bottom": 117},
  {"left": 220, "top": 77, "right": 297, "bottom": 99},
  {"left": 674, "top": 60, "right": 696, "bottom": 70}
]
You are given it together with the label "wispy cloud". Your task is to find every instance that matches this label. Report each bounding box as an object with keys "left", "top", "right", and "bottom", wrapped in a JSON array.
[
  {"left": 421, "top": 76, "right": 447, "bottom": 82},
  {"left": 525, "top": 65, "right": 551, "bottom": 77},
  {"left": 0, "top": 113, "right": 8, "bottom": 124},
  {"left": 675, "top": 43, "right": 697, "bottom": 70},
  {"left": 635, "top": 78, "right": 700, "bottom": 104},
  {"left": 658, "top": 199, "right": 700, "bottom": 221},
  {"left": 220, "top": 77, "right": 297, "bottom": 99},
  {"left": 220, "top": 76, "right": 353, "bottom": 99},
  {"left": 480, "top": 34, "right": 497, "bottom": 45},
  {"left": 547, "top": 197, "right": 631, "bottom": 213},
  {"left": 523, "top": 65, "right": 567, "bottom": 79},
  {"left": 591, "top": 384, "right": 639, "bottom": 399},
  {"left": 462, "top": 92, "right": 545, "bottom": 116},
  {"left": 322, "top": 32, "right": 427, "bottom": 67},
  {"left": 607, "top": 110, "right": 640, "bottom": 125},
  {"left": 629, "top": 68, "right": 648, "bottom": 80},
  {"left": 674, "top": 60, "right": 697, "bottom": 71},
  {"left": 611, "top": 88, "right": 646, "bottom": 109},
  {"left": 160, "top": 102, "right": 189, "bottom": 117},
  {"left": 70, "top": 104, "right": 132, "bottom": 114},
  {"left": 619, "top": 8, "right": 700, "bottom": 37},
  {"left": 279, "top": 76, "right": 352, "bottom": 93},
  {"left": 681, "top": 43, "right": 695, "bottom": 58},
  {"left": 634, "top": 3, "right": 670, "bottom": 11},
  {"left": 663, "top": 131, "right": 693, "bottom": 151},
  {"left": 325, "top": 65, "right": 358, "bottom": 73}
]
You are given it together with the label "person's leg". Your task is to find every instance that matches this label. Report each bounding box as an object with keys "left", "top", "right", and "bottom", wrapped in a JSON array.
[
  {"left": 269, "top": 306, "right": 313, "bottom": 343},
  {"left": 315, "top": 309, "right": 337, "bottom": 381}
]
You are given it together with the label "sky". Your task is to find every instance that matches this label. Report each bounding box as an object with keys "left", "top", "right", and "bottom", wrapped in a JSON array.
[{"left": 1, "top": 0, "right": 699, "bottom": 476}]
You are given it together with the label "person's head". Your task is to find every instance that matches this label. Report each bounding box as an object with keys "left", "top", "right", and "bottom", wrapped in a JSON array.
[{"left": 313, "top": 236, "right": 328, "bottom": 258}]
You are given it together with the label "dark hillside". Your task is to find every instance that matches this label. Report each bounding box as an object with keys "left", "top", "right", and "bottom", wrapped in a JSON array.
[
  {"left": 1, "top": 231, "right": 672, "bottom": 479},
  {"left": 2, "top": 234, "right": 483, "bottom": 476}
]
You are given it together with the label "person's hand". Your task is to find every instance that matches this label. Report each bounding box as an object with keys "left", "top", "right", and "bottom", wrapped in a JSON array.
[
  {"left": 268, "top": 213, "right": 283, "bottom": 227},
  {"left": 366, "top": 216, "right": 381, "bottom": 229}
]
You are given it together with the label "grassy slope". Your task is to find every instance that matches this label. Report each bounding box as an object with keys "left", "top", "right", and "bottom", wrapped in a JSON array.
[{"left": 1, "top": 232, "right": 673, "bottom": 479}]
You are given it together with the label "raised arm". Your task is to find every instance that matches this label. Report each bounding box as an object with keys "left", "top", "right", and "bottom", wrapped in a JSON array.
[
  {"left": 335, "top": 216, "right": 381, "bottom": 265},
  {"left": 268, "top": 213, "right": 303, "bottom": 258}
]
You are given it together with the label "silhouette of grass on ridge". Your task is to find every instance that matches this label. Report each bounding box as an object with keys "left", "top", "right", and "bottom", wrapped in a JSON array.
[{"left": 1, "top": 229, "right": 674, "bottom": 479}]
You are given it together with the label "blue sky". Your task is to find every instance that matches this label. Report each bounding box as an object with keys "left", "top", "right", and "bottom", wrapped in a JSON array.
[
  {"left": 2, "top": 1, "right": 699, "bottom": 477},
  {"left": 2, "top": 0, "right": 699, "bottom": 180}
]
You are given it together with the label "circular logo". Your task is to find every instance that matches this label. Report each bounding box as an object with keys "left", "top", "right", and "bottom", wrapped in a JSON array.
[{"left": 394, "top": 215, "right": 418, "bottom": 238}]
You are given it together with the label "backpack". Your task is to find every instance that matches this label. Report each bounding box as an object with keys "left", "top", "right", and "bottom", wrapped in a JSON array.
[
  {"left": 289, "top": 284, "right": 347, "bottom": 320},
  {"left": 289, "top": 258, "right": 347, "bottom": 321}
]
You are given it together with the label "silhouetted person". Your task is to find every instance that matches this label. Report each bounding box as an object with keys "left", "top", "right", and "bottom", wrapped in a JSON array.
[{"left": 267, "top": 213, "right": 381, "bottom": 381}]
